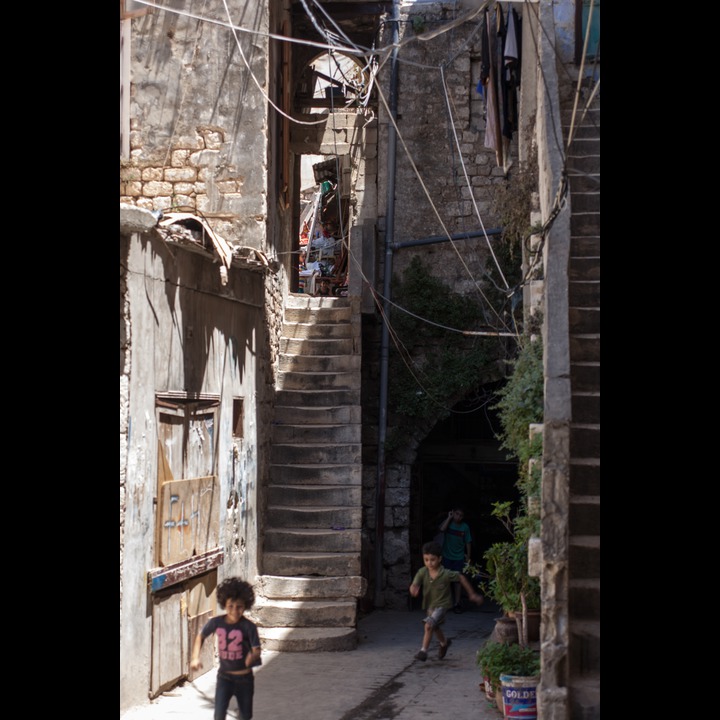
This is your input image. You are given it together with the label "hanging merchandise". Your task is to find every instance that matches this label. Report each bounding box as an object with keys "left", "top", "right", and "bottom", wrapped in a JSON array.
[
  {"left": 320, "top": 184, "right": 341, "bottom": 237},
  {"left": 300, "top": 157, "right": 353, "bottom": 296},
  {"left": 305, "top": 191, "right": 322, "bottom": 254}
]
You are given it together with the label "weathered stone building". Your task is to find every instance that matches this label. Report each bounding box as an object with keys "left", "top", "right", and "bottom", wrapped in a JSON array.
[{"left": 120, "top": 1, "right": 599, "bottom": 717}]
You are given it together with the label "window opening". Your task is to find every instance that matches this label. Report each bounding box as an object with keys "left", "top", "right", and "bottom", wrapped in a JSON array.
[
  {"left": 296, "top": 51, "right": 376, "bottom": 114},
  {"left": 232, "top": 398, "right": 244, "bottom": 439}
]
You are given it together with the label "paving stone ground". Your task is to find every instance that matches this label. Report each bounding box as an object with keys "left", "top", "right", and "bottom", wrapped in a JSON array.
[{"left": 120, "top": 602, "right": 509, "bottom": 720}]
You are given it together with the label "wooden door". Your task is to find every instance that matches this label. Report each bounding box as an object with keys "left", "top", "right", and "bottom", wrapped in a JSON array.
[
  {"left": 150, "top": 397, "right": 222, "bottom": 697},
  {"left": 150, "top": 571, "right": 217, "bottom": 696}
]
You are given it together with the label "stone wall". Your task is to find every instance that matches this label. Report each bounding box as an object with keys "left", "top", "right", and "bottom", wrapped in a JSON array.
[
  {"left": 376, "top": 2, "right": 518, "bottom": 294},
  {"left": 364, "top": 1, "right": 525, "bottom": 608},
  {"left": 119, "top": 125, "right": 258, "bottom": 244},
  {"left": 119, "top": 0, "right": 272, "bottom": 251}
]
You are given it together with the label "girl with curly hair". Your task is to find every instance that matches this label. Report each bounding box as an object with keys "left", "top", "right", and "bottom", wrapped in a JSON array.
[{"left": 190, "top": 576, "right": 262, "bottom": 720}]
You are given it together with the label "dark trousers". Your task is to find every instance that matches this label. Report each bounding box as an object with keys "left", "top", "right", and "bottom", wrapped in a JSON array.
[{"left": 214, "top": 671, "right": 254, "bottom": 720}]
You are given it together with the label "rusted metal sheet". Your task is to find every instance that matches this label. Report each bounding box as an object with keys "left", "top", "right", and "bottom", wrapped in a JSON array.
[
  {"left": 148, "top": 547, "right": 224, "bottom": 594},
  {"left": 158, "top": 212, "right": 233, "bottom": 269}
]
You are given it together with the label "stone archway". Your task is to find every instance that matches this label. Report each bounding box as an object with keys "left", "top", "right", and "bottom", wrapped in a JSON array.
[{"left": 376, "top": 380, "right": 521, "bottom": 610}]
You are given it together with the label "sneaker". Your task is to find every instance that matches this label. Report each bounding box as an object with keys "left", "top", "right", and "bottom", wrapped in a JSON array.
[
  {"left": 415, "top": 649, "right": 428, "bottom": 661},
  {"left": 438, "top": 638, "right": 452, "bottom": 659}
]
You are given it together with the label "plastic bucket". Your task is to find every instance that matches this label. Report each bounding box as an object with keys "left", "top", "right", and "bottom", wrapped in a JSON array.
[{"left": 500, "top": 674, "right": 539, "bottom": 719}]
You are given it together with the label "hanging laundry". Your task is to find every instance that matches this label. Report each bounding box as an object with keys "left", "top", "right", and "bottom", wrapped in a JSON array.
[
  {"left": 501, "top": 6, "right": 521, "bottom": 141},
  {"left": 500, "top": 5, "right": 522, "bottom": 174},
  {"left": 480, "top": 8, "right": 503, "bottom": 167},
  {"left": 504, "top": 6, "right": 521, "bottom": 75}
]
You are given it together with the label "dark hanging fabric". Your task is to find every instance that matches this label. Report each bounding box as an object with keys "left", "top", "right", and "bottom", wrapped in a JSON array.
[
  {"left": 496, "top": 4, "right": 506, "bottom": 56},
  {"left": 496, "top": 4, "right": 506, "bottom": 97},
  {"left": 507, "top": 7, "right": 522, "bottom": 86},
  {"left": 501, "top": 6, "right": 522, "bottom": 142},
  {"left": 480, "top": 10, "right": 490, "bottom": 87}
]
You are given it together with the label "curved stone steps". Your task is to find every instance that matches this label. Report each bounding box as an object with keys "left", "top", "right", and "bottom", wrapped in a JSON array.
[{"left": 259, "top": 295, "right": 362, "bottom": 651}]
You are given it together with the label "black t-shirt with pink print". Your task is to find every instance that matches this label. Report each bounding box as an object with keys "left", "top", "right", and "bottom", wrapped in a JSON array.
[{"left": 200, "top": 615, "right": 261, "bottom": 673}]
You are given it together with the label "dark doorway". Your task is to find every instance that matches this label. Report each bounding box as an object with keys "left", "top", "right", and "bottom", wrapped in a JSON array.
[{"left": 410, "top": 383, "right": 520, "bottom": 580}]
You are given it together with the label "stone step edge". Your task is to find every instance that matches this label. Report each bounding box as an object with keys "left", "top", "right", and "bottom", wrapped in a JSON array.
[
  {"left": 267, "top": 505, "right": 359, "bottom": 511},
  {"left": 270, "top": 463, "right": 359, "bottom": 470},
  {"left": 267, "top": 485, "right": 362, "bottom": 491},
  {"left": 271, "top": 443, "right": 361, "bottom": 448},
  {"left": 255, "top": 598, "right": 356, "bottom": 607},
  {"left": 263, "top": 551, "right": 359, "bottom": 558},
  {"left": 257, "top": 626, "right": 358, "bottom": 652}
]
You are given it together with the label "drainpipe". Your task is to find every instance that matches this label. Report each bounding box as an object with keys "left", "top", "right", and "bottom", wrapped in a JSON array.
[{"left": 374, "top": 0, "right": 400, "bottom": 608}]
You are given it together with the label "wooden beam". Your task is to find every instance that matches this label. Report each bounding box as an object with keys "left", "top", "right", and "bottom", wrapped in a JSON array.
[
  {"left": 120, "top": 0, "right": 147, "bottom": 19},
  {"left": 295, "top": 98, "right": 362, "bottom": 109},
  {"left": 147, "top": 547, "right": 224, "bottom": 593}
]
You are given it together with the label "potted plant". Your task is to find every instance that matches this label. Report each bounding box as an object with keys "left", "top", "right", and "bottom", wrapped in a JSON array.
[
  {"left": 480, "top": 501, "right": 541, "bottom": 646},
  {"left": 476, "top": 640, "right": 540, "bottom": 716},
  {"left": 476, "top": 639, "right": 512, "bottom": 703},
  {"left": 486, "top": 328, "right": 544, "bottom": 649}
]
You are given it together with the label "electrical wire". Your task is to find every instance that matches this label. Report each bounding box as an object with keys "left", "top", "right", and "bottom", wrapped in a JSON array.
[
  {"left": 289, "top": 4, "right": 525, "bottom": 345},
  {"left": 359, "top": 0, "right": 590, "bottom": 357},
  {"left": 132, "top": 0, "right": 586, "bottom": 356},
  {"left": 368, "top": 282, "right": 463, "bottom": 416},
  {"left": 566, "top": 0, "right": 600, "bottom": 151},
  {"left": 219, "top": 0, "right": 330, "bottom": 126},
  {"left": 160, "top": 0, "right": 210, "bottom": 168},
  {"left": 371, "top": 65, "right": 518, "bottom": 341},
  {"left": 133, "top": 0, "right": 490, "bottom": 61},
  {"left": 368, "top": 278, "right": 508, "bottom": 417},
  {"left": 374, "top": 286, "right": 517, "bottom": 337},
  {"left": 440, "top": 64, "right": 509, "bottom": 292},
  {"left": 309, "top": 0, "right": 362, "bottom": 54},
  {"left": 134, "top": 0, "right": 371, "bottom": 56}
]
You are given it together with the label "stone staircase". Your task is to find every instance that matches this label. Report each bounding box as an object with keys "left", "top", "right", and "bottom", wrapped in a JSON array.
[
  {"left": 564, "top": 81, "right": 600, "bottom": 719},
  {"left": 254, "top": 293, "right": 365, "bottom": 651}
]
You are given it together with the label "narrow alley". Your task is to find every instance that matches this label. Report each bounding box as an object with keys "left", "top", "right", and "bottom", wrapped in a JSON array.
[{"left": 120, "top": 604, "right": 507, "bottom": 720}]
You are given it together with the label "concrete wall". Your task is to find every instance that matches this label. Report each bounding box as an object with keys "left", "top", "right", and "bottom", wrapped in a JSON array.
[{"left": 119, "top": 206, "right": 277, "bottom": 711}]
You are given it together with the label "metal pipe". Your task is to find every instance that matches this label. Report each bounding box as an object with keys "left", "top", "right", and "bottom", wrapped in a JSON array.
[
  {"left": 391, "top": 227, "right": 502, "bottom": 250},
  {"left": 374, "top": 0, "right": 400, "bottom": 608}
]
